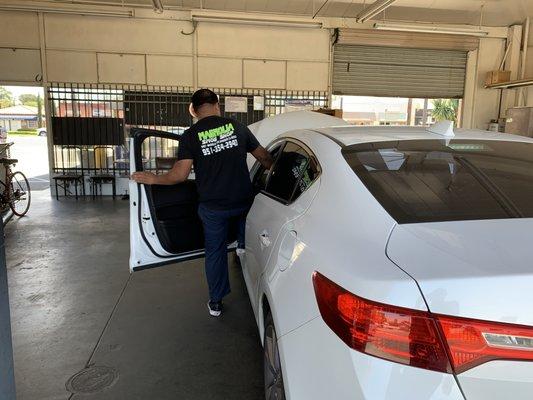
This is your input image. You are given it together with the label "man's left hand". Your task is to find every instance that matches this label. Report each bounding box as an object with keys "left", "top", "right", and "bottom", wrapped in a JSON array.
[{"left": 131, "top": 171, "right": 157, "bottom": 185}]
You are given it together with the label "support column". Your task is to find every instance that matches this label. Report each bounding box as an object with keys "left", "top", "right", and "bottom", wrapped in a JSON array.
[
  {"left": 0, "top": 222, "right": 16, "bottom": 400},
  {"left": 501, "top": 24, "right": 523, "bottom": 117},
  {"left": 38, "top": 12, "right": 55, "bottom": 192}
]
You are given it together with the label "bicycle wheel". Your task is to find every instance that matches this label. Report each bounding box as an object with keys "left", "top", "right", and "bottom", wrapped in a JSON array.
[{"left": 9, "top": 171, "right": 31, "bottom": 217}]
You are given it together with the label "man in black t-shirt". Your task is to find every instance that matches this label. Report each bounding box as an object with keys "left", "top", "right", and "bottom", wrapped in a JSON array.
[{"left": 132, "top": 89, "right": 273, "bottom": 317}]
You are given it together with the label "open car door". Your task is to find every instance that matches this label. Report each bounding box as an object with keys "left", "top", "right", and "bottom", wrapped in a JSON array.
[
  {"left": 129, "top": 128, "right": 207, "bottom": 271},
  {"left": 130, "top": 127, "right": 238, "bottom": 271}
]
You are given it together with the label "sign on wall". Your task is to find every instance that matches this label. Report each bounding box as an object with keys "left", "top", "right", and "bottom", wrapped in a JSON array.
[
  {"left": 253, "top": 96, "right": 265, "bottom": 111},
  {"left": 224, "top": 96, "right": 248, "bottom": 113}
]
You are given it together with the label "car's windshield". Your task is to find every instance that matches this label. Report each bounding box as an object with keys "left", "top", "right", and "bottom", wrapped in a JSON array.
[{"left": 342, "top": 139, "right": 533, "bottom": 223}]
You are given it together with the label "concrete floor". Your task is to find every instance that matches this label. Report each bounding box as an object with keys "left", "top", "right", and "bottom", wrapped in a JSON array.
[
  {"left": 9, "top": 135, "right": 50, "bottom": 191},
  {"left": 5, "top": 191, "right": 263, "bottom": 400}
]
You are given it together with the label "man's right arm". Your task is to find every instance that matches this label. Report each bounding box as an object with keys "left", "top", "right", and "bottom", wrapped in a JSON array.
[{"left": 251, "top": 146, "right": 274, "bottom": 169}]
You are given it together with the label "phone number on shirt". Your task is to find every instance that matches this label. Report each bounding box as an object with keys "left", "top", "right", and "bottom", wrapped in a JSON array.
[{"left": 201, "top": 138, "right": 239, "bottom": 156}]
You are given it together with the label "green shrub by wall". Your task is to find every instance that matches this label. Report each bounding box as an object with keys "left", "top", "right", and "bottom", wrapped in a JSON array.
[{"left": 8, "top": 131, "right": 38, "bottom": 135}]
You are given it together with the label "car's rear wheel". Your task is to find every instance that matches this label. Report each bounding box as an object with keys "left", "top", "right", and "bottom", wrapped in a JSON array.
[{"left": 264, "top": 313, "right": 286, "bottom": 400}]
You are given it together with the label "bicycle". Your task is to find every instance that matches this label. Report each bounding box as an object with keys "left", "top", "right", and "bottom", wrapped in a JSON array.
[{"left": 0, "top": 143, "right": 31, "bottom": 217}]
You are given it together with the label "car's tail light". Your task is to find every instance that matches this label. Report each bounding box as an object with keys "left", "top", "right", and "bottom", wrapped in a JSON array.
[
  {"left": 312, "top": 271, "right": 452, "bottom": 373},
  {"left": 438, "top": 315, "right": 533, "bottom": 373},
  {"left": 312, "top": 271, "right": 533, "bottom": 374}
]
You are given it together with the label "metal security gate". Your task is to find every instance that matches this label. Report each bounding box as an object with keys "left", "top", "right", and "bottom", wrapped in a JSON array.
[
  {"left": 333, "top": 44, "right": 468, "bottom": 99},
  {"left": 47, "top": 83, "right": 328, "bottom": 176}
]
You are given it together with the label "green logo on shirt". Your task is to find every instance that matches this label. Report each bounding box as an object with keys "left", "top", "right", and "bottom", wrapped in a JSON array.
[{"left": 197, "top": 123, "right": 235, "bottom": 141}]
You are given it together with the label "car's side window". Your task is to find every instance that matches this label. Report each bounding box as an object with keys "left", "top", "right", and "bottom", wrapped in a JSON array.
[
  {"left": 291, "top": 153, "right": 320, "bottom": 200},
  {"left": 264, "top": 142, "right": 319, "bottom": 203}
]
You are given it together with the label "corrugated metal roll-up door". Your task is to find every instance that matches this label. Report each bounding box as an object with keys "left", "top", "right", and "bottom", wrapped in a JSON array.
[{"left": 333, "top": 45, "right": 468, "bottom": 98}]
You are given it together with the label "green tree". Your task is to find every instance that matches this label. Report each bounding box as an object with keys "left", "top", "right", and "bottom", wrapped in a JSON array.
[
  {"left": 431, "top": 99, "right": 459, "bottom": 123},
  {"left": 37, "top": 93, "right": 43, "bottom": 128},
  {"left": 0, "top": 87, "right": 14, "bottom": 109},
  {"left": 19, "top": 93, "right": 38, "bottom": 107}
]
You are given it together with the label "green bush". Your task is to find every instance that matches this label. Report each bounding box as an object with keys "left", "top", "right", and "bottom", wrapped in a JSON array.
[
  {"left": 8, "top": 130, "right": 38, "bottom": 135},
  {"left": 17, "top": 128, "right": 37, "bottom": 132}
]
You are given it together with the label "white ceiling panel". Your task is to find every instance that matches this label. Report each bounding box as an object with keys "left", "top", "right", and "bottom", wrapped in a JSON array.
[{"left": 32, "top": 0, "right": 533, "bottom": 26}]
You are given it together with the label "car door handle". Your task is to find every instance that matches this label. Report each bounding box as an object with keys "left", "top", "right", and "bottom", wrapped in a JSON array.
[{"left": 259, "top": 231, "right": 271, "bottom": 248}]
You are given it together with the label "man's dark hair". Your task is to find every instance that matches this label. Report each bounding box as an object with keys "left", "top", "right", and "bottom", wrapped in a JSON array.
[{"left": 191, "top": 89, "right": 219, "bottom": 112}]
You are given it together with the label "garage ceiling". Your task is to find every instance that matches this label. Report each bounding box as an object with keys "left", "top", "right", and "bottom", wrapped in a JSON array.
[{"left": 33, "top": 0, "right": 533, "bottom": 26}]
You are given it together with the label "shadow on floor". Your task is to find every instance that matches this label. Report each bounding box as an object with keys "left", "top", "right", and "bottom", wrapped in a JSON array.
[
  {"left": 6, "top": 191, "right": 263, "bottom": 400},
  {"left": 27, "top": 173, "right": 50, "bottom": 191}
]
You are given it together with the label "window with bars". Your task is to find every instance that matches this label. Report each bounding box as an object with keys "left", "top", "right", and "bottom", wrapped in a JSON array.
[{"left": 47, "top": 83, "right": 328, "bottom": 176}]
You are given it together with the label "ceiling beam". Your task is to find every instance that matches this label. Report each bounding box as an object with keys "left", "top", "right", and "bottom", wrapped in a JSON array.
[
  {"left": 313, "top": 0, "right": 331, "bottom": 19},
  {"left": 355, "top": 0, "right": 397, "bottom": 23}
]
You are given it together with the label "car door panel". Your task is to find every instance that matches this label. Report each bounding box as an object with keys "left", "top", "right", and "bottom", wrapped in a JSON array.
[
  {"left": 243, "top": 139, "right": 321, "bottom": 317},
  {"left": 145, "top": 182, "right": 204, "bottom": 254},
  {"left": 129, "top": 127, "right": 236, "bottom": 272}
]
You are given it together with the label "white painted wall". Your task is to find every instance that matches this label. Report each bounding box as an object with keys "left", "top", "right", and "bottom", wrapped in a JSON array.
[
  {"left": 0, "top": 12, "right": 42, "bottom": 84},
  {"left": 0, "top": 11, "right": 331, "bottom": 91},
  {"left": 0, "top": 9, "right": 513, "bottom": 129},
  {"left": 462, "top": 37, "right": 507, "bottom": 130}
]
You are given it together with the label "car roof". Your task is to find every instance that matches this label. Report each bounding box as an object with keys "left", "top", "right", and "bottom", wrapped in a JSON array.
[{"left": 311, "top": 125, "right": 533, "bottom": 147}]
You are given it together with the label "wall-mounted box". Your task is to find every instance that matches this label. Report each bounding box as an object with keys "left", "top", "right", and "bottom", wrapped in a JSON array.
[{"left": 485, "top": 70, "right": 511, "bottom": 86}]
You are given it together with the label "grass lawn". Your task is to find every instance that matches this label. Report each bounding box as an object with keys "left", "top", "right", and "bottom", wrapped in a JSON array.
[{"left": 8, "top": 130, "right": 38, "bottom": 136}]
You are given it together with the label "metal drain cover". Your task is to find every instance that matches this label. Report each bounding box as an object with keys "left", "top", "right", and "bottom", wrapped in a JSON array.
[{"left": 66, "top": 365, "right": 118, "bottom": 394}]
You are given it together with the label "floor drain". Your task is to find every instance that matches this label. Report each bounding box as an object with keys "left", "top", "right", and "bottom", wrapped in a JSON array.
[{"left": 66, "top": 365, "right": 118, "bottom": 394}]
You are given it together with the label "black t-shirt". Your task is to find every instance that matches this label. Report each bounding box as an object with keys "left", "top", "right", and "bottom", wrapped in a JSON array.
[{"left": 177, "top": 115, "right": 260, "bottom": 210}]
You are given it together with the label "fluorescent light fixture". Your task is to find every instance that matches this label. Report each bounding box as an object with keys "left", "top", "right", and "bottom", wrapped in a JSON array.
[
  {"left": 192, "top": 15, "right": 322, "bottom": 29},
  {"left": 0, "top": 4, "right": 134, "bottom": 17},
  {"left": 152, "top": 0, "right": 164, "bottom": 14},
  {"left": 356, "top": 0, "right": 397, "bottom": 23},
  {"left": 374, "top": 22, "right": 489, "bottom": 36},
  {"left": 486, "top": 78, "right": 533, "bottom": 90}
]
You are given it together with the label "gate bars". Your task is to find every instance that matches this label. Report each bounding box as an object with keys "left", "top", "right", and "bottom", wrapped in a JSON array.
[{"left": 47, "top": 83, "right": 328, "bottom": 176}]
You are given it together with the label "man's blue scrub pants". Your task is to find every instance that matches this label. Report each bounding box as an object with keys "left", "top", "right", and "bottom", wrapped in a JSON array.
[{"left": 198, "top": 203, "right": 249, "bottom": 302}]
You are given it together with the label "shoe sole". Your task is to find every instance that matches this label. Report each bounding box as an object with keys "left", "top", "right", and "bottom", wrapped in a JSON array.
[{"left": 207, "top": 302, "right": 222, "bottom": 317}]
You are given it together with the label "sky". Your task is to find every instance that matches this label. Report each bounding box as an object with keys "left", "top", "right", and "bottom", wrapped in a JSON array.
[{"left": 2, "top": 85, "right": 44, "bottom": 103}]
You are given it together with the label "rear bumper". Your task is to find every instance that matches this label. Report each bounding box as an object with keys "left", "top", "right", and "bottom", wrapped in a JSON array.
[
  {"left": 458, "top": 360, "right": 533, "bottom": 400},
  {"left": 278, "top": 317, "right": 465, "bottom": 400}
]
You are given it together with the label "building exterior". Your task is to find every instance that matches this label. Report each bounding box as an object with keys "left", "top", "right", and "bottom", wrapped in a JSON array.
[
  {"left": 415, "top": 108, "right": 436, "bottom": 126},
  {"left": 342, "top": 111, "right": 408, "bottom": 126},
  {"left": 0, "top": 105, "right": 39, "bottom": 131}
]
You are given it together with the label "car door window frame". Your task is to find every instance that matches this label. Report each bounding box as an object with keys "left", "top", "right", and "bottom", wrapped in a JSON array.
[
  {"left": 253, "top": 137, "right": 321, "bottom": 206},
  {"left": 252, "top": 141, "right": 286, "bottom": 193}
]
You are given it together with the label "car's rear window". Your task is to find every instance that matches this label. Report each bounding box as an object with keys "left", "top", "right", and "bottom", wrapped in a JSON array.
[{"left": 342, "top": 139, "right": 533, "bottom": 223}]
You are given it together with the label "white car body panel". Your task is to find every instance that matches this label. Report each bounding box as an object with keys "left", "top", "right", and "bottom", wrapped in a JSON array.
[
  {"left": 279, "top": 317, "right": 465, "bottom": 400},
  {"left": 243, "top": 130, "right": 429, "bottom": 341},
  {"left": 246, "top": 110, "right": 348, "bottom": 168},
  {"left": 386, "top": 219, "right": 533, "bottom": 326},
  {"left": 248, "top": 110, "right": 349, "bottom": 147},
  {"left": 130, "top": 112, "right": 533, "bottom": 399},
  {"left": 317, "top": 125, "right": 533, "bottom": 147},
  {"left": 458, "top": 361, "right": 533, "bottom": 400},
  {"left": 243, "top": 180, "right": 320, "bottom": 322}
]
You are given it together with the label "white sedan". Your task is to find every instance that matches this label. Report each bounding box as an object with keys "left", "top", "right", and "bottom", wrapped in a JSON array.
[{"left": 130, "top": 111, "right": 533, "bottom": 400}]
